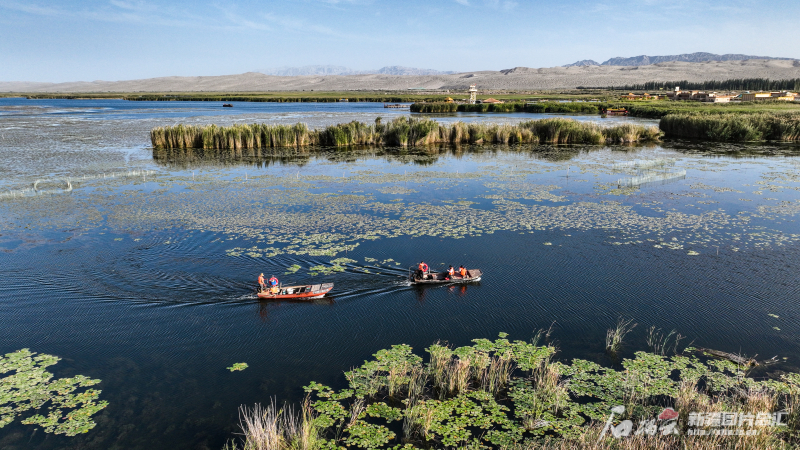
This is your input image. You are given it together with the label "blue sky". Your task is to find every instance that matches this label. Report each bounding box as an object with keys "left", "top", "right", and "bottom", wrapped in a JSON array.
[{"left": 1, "top": 0, "right": 798, "bottom": 82}]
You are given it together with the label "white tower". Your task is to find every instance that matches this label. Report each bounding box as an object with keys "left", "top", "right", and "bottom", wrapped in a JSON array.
[{"left": 468, "top": 85, "right": 477, "bottom": 104}]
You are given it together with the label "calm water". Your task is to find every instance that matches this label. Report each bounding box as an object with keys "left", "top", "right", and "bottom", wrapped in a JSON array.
[{"left": 1, "top": 99, "right": 799, "bottom": 449}]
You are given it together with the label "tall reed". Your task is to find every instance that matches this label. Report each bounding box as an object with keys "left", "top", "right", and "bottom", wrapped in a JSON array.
[
  {"left": 151, "top": 117, "right": 661, "bottom": 151},
  {"left": 660, "top": 112, "right": 800, "bottom": 141}
]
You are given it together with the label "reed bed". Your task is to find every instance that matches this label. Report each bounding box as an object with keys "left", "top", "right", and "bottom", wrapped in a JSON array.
[
  {"left": 151, "top": 117, "right": 662, "bottom": 151},
  {"left": 659, "top": 112, "right": 800, "bottom": 141},
  {"left": 410, "top": 101, "right": 600, "bottom": 114}
]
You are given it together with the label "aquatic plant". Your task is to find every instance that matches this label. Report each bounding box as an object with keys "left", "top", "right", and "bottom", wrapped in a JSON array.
[
  {"left": 150, "top": 117, "right": 661, "bottom": 151},
  {"left": 233, "top": 333, "right": 800, "bottom": 449},
  {"left": 605, "top": 318, "right": 637, "bottom": 355},
  {"left": 645, "top": 326, "right": 684, "bottom": 356},
  {"left": 231, "top": 399, "right": 323, "bottom": 450},
  {"left": 660, "top": 112, "right": 800, "bottom": 141},
  {"left": 0, "top": 349, "right": 108, "bottom": 436},
  {"left": 228, "top": 363, "right": 249, "bottom": 372}
]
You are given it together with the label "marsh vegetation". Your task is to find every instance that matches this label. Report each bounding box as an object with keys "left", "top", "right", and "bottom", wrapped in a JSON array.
[
  {"left": 150, "top": 117, "right": 662, "bottom": 151},
  {"left": 410, "top": 102, "right": 600, "bottom": 114},
  {"left": 226, "top": 333, "right": 800, "bottom": 450},
  {"left": 660, "top": 112, "right": 800, "bottom": 141}
]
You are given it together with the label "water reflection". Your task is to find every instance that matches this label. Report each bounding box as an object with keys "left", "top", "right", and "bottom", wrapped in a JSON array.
[{"left": 151, "top": 143, "right": 612, "bottom": 169}]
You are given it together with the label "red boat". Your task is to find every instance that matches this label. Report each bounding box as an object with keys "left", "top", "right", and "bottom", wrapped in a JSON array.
[{"left": 257, "top": 283, "right": 333, "bottom": 300}]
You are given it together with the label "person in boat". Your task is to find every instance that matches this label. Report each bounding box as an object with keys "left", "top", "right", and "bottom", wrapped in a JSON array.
[
  {"left": 447, "top": 266, "right": 455, "bottom": 280},
  {"left": 268, "top": 275, "right": 279, "bottom": 294},
  {"left": 258, "top": 273, "right": 266, "bottom": 292},
  {"left": 417, "top": 261, "right": 429, "bottom": 280},
  {"left": 459, "top": 265, "right": 467, "bottom": 278}
]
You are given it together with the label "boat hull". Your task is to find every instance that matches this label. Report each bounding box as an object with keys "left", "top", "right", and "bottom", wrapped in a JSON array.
[{"left": 257, "top": 283, "right": 333, "bottom": 300}]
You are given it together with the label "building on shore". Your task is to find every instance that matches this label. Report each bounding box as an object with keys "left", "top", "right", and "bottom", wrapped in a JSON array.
[
  {"left": 479, "top": 98, "right": 504, "bottom": 104},
  {"left": 740, "top": 91, "right": 798, "bottom": 101}
]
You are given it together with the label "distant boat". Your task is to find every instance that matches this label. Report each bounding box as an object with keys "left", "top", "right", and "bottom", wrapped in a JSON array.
[
  {"left": 408, "top": 267, "right": 482, "bottom": 285},
  {"left": 222, "top": 103, "right": 233, "bottom": 107},
  {"left": 603, "top": 108, "right": 628, "bottom": 116},
  {"left": 257, "top": 283, "right": 333, "bottom": 300},
  {"left": 338, "top": 98, "right": 349, "bottom": 102}
]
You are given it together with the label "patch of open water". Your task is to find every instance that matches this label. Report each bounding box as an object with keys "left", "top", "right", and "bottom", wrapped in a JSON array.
[{"left": 0, "top": 99, "right": 799, "bottom": 449}]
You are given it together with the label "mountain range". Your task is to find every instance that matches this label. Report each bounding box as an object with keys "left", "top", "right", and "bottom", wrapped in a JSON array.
[
  {"left": 564, "top": 52, "right": 797, "bottom": 67},
  {"left": 257, "top": 65, "right": 454, "bottom": 76}
]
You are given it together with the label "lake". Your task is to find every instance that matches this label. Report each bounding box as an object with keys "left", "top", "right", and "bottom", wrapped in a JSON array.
[{"left": 1, "top": 99, "right": 799, "bottom": 449}]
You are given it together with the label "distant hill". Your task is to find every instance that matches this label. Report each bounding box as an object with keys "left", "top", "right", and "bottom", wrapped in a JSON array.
[
  {"left": 257, "top": 65, "right": 453, "bottom": 76},
  {"left": 564, "top": 52, "right": 797, "bottom": 67},
  {"left": 563, "top": 60, "right": 600, "bottom": 67}
]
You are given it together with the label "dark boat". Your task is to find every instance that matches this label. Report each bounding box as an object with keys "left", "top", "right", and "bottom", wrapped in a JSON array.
[
  {"left": 408, "top": 268, "right": 483, "bottom": 285},
  {"left": 257, "top": 283, "right": 333, "bottom": 300},
  {"left": 222, "top": 103, "right": 233, "bottom": 107}
]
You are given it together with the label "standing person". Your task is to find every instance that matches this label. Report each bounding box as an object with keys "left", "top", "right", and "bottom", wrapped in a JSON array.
[
  {"left": 258, "top": 273, "right": 266, "bottom": 292},
  {"left": 417, "top": 261, "right": 429, "bottom": 280}
]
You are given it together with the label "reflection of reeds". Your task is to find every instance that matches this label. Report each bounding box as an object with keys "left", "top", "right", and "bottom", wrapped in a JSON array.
[{"left": 151, "top": 117, "right": 662, "bottom": 150}]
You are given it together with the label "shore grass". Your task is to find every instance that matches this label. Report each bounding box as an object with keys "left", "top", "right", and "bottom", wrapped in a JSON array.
[
  {"left": 228, "top": 333, "right": 800, "bottom": 450},
  {"left": 151, "top": 117, "right": 661, "bottom": 151},
  {"left": 660, "top": 112, "right": 800, "bottom": 141}
]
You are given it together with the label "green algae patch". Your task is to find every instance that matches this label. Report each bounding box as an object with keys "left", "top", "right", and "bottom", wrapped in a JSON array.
[
  {"left": 0, "top": 349, "right": 108, "bottom": 436},
  {"left": 284, "top": 264, "right": 301, "bottom": 274},
  {"left": 227, "top": 363, "right": 249, "bottom": 372}
]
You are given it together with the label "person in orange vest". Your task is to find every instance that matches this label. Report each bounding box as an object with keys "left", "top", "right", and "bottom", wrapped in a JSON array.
[
  {"left": 459, "top": 266, "right": 467, "bottom": 277},
  {"left": 417, "top": 261, "right": 429, "bottom": 280},
  {"left": 446, "top": 265, "right": 455, "bottom": 280},
  {"left": 258, "top": 273, "right": 266, "bottom": 292}
]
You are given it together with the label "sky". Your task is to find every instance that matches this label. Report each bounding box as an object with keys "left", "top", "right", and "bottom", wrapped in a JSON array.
[{"left": 1, "top": 0, "right": 799, "bottom": 82}]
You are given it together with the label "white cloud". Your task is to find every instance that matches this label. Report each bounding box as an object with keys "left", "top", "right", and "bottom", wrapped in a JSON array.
[{"left": 454, "top": 0, "right": 470, "bottom": 6}]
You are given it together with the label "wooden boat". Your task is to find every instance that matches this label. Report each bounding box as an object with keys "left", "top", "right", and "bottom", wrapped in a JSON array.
[
  {"left": 408, "top": 268, "right": 483, "bottom": 285},
  {"left": 603, "top": 108, "right": 628, "bottom": 116},
  {"left": 257, "top": 283, "right": 333, "bottom": 300},
  {"left": 222, "top": 103, "right": 233, "bottom": 107}
]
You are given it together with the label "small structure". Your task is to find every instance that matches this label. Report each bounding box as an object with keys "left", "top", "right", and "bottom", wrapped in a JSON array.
[
  {"left": 480, "top": 98, "right": 504, "bottom": 104},
  {"left": 444, "top": 97, "right": 454, "bottom": 103},
  {"left": 468, "top": 85, "right": 477, "bottom": 104}
]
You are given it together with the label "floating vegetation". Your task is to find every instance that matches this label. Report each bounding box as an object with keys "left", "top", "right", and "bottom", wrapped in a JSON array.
[
  {"left": 284, "top": 265, "right": 301, "bottom": 275},
  {"left": 0, "top": 169, "right": 156, "bottom": 201},
  {"left": 308, "top": 258, "right": 355, "bottom": 276},
  {"left": 234, "top": 334, "right": 800, "bottom": 449},
  {"left": 769, "top": 314, "right": 780, "bottom": 318},
  {"left": 0, "top": 349, "right": 108, "bottom": 436},
  {"left": 151, "top": 117, "right": 662, "bottom": 151},
  {"left": 227, "top": 363, "right": 249, "bottom": 372}
]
